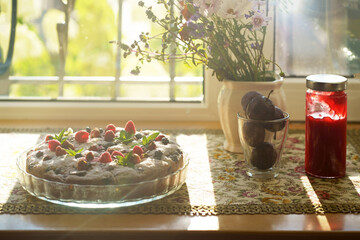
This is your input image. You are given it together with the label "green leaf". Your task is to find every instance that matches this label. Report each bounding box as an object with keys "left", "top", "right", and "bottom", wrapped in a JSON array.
[
  {"left": 115, "top": 130, "right": 134, "bottom": 144},
  {"left": 142, "top": 131, "right": 160, "bottom": 146},
  {"left": 53, "top": 129, "right": 68, "bottom": 144},
  {"left": 115, "top": 151, "right": 134, "bottom": 168},
  {"left": 65, "top": 148, "right": 83, "bottom": 157}
]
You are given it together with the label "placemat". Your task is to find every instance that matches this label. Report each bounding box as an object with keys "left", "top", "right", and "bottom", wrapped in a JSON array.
[{"left": 0, "top": 128, "right": 360, "bottom": 215}]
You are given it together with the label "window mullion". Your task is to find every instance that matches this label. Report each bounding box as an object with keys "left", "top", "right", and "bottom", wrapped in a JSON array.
[
  {"left": 115, "top": 0, "right": 123, "bottom": 100},
  {"left": 169, "top": 0, "right": 176, "bottom": 102}
]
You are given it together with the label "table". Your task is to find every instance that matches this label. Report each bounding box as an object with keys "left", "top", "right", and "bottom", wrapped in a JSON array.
[{"left": 1, "top": 120, "right": 360, "bottom": 240}]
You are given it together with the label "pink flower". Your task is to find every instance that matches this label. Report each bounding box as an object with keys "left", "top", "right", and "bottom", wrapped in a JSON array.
[
  {"left": 251, "top": 10, "right": 271, "bottom": 30},
  {"left": 294, "top": 165, "right": 305, "bottom": 174},
  {"left": 251, "top": 0, "right": 266, "bottom": 11},
  {"left": 194, "top": 0, "right": 222, "bottom": 17},
  {"left": 288, "top": 137, "right": 300, "bottom": 144},
  {"left": 243, "top": 191, "right": 258, "bottom": 198},
  {"left": 315, "top": 190, "right": 330, "bottom": 200},
  {"left": 288, "top": 186, "right": 303, "bottom": 192},
  {"left": 218, "top": 0, "right": 249, "bottom": 19}
]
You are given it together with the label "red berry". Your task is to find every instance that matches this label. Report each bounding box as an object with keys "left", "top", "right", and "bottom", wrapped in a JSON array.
[
  {"left": 111, "top": 150, "right": 124, "bottom": 158},
  {"left": 48, "top": 140, "right": 61, "bottom": 152},
  {"left": 55, "top": 146, "right": 67, "bottom": 156},
  {"left": 155, "top": 135, "right": 165, "bottom": 141},
  {"left": 124, "top": 120, "right": 136, "bottom": 134},
  {"left": 104, "top": 130, "right": 115, "bottom": 142},
  {"left": 99, "top": 152, "right": 112, "bottom": 163},
  {"left": 131, "top": 153, "right": 141, "bottom": 164},
  {"left": 75, "top": 130, "right": 89, "bottom": 143},
  {"left": 45, "top": 135, "right": 53, "bottom": 142},
  {"left": 132, "top": 145, "right": 143, "bottom": 157},
  {"left": 106, "top": 124, "right": 116, "bottom": 133},
  {"left": 90, "top": 128, "right": 101, "bottom": 138}
]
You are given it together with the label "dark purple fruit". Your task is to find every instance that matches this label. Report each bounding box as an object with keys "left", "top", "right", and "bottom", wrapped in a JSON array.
[
  {"left": 241, "top": 91, "right": 262, "bottom": 112},
  {"left": 250, "top": 142, "right": 277, "bottom": 170},
  {"left": 241, "top": 122, "right": 265, "bottom": 147},
  {"left": 265, "top": 107, "right": 286, "bottom": 132},
  {"left": 246, "top": 95, "right": 275, "bottom": 120}
]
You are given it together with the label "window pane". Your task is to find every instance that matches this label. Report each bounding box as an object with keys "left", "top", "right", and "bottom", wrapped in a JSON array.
[
  {"left": 275, "top": 0, "right": 360, "bottom": 76},
  {"left": 0, "top": 0, "right": 204, "bottom": 102},
  {"left": 66, "top": 0, "right": 116, "bottom": 76},
  {"left": 9, "top": 83, "right": 57, "bottom": 98}
]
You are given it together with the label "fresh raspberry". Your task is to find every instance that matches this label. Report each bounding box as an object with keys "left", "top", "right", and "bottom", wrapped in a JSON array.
[
  {"left": 85, "top": 152, "right": 94, "bottom": 161},
  {"left": 90, "top": 128, "right": 101, "bottom": 138},
  {"left": 104, "top": 130, "right": 115, "bottom": 142},
  {"left": 124, "top": 120, "right": 136, "bottom": 134},
  {"left": 105, "top": 124, "right": 116, "bottom": 133},
  {"left": 131, "top": 153, "right": 141, "bottom": 164},
  {"left": 99, "top": 152, "right": 112, "bottom": 163},
  {"left": 55, "top": 146, "right": 67, "bottom": 156},
  {"left": 111, "top": 150, "right": 124, "bottom": 158},
  {"left": 61, "top": 140, "right": 74, "bottom": 150},
  {"left": 155, "top": 135, "right": 165, "bottom": 141},
  {"left": 48, "top": 140, "right": 61, "bottom": 152},
  {"left": 75, "top": 130, "right": 89, "bottom": 143},
  {"left": 132, "top": 145, "right": 143, "bottom": 157},
  {"left": 45, "top": 135, "right": 53, "bottom": 142}
]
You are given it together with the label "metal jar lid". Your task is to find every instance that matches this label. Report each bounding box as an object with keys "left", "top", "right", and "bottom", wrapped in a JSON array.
[{"left": 306, "top": 74, "right": 347, "bottom": 91}]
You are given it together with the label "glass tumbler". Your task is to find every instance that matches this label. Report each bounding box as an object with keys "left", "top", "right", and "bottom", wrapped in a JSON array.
[{"left": 237, "top": 112, "right": 290, "bottom": 179}]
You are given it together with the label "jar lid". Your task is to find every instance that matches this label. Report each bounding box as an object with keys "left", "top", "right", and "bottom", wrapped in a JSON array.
[{"left": 306, "top": 74, "right": 347, "bottom": 91}]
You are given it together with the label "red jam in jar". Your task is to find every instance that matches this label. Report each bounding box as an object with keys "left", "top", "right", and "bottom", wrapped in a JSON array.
[{"left": 305, "top": 74, "right": 347, "bottom": 178}]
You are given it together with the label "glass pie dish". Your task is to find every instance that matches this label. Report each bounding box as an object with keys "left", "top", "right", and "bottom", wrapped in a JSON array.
[{"left": 16, "top": 149, "right": 189, "bottom": 208}]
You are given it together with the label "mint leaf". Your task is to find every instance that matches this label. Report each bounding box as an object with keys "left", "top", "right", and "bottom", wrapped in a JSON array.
[
  {"left": 142, "top": 131, "right": 160, "bottom": 146},
  {"left": 115, "top": 151, "right": 134, "bottom": 168},
  {"left": 53, "top": 129, "right": 68, "bottom": 144},
  {"left": 65, "top": 148, "right": 83, "bottom": 157},
  {"left": 115, "top": 130, "right": 134, "bottom": 144}
]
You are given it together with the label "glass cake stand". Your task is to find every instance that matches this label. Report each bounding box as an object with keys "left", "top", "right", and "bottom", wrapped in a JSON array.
[{"left": 16, "top": 150, "right": 189, "bottom": 208}]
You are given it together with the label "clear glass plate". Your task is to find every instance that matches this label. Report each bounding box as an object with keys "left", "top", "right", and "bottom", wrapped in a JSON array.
[{"left": 16, "top": 150, "right": 189, "bottom": 208}]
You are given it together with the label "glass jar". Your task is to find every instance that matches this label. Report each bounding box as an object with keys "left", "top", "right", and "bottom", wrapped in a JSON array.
[{"left": 305, "top": 74, "right": 347, "bottom": 178}]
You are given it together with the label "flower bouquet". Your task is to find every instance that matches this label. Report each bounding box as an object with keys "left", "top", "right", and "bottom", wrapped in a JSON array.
[{"left": 115, "top": 0, "right": 285, "bottom": 81}]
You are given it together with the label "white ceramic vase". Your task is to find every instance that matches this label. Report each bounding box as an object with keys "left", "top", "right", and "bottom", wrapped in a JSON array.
[{"left": 217, "top": 78, "right": 286, "bottom": 153}]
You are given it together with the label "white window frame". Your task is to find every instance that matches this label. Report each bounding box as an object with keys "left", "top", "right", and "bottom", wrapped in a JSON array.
[{"left": 1, "top": 74, "right": 359, "bottom": 122}]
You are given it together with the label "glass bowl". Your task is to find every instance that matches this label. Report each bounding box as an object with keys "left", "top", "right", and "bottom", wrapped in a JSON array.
[{"left": 16, "top": 149, "right": 189, "bottom": 208}]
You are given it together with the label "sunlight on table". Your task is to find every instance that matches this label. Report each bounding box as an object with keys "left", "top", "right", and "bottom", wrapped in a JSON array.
[
  {"left": 0, "top": 133, "right": 41, "bottom": 203},
  {"left": 301, "top": 176, "right": 331, "bottom": 231},
  {"left": 176, "top": 134, "right": 219, "bottom": 230},
  {"left": 349, "top": 176, "right": 360, "bottom": 196}
]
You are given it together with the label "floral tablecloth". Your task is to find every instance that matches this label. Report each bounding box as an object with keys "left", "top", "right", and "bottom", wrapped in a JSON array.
[{"left": 1, "top": 128, "right": 360, "bottom": 215}]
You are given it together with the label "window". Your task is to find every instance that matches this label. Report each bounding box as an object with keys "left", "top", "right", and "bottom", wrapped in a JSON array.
[
  {"left": 0, "top": 0, "right": 359, "bottom": 122},
  {"left": 275, "top": 0, "right": 360, "bottom": 77},
  {"left": 0, "top": 0, "right": 203, "bottom": 102}
]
